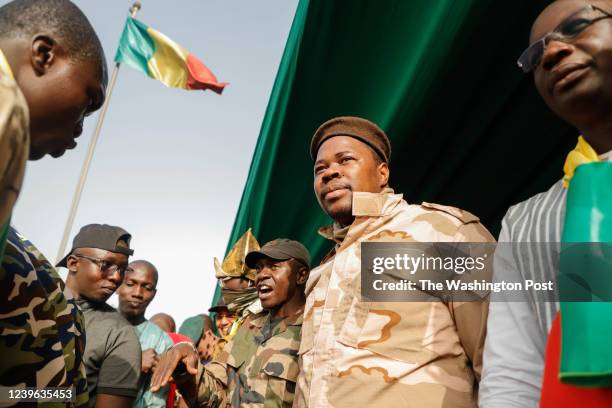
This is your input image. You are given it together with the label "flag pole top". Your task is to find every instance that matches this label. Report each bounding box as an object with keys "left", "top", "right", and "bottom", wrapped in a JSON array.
[{"left": 130, "top": 2, "right": 141, "bottom": 15}]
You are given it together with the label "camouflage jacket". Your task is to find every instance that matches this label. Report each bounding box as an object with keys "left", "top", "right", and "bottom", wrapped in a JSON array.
[
  {"left": 294, "top": 190, "right": 495, "bottom": 408},
  {"left": 0, "top": 227, "right": 88, "bottom": 407},
  {"left": 180, "top": 309, "right": 302, "bottom": 408},
  {"left": 0, "top": 49, "right": 28, "bottom": 258}
]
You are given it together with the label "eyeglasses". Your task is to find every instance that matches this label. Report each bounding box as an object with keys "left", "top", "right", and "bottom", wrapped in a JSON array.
[
  {"left": 517, "top": 5, "right": 612, "bottom": 73},
  {"left": 73, "top": 254, "right": 127, "bottom": 275}
]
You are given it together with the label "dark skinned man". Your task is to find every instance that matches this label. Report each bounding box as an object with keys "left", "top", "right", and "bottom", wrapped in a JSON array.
[
  {"left": 0, "top": 1, "right": 107, "bottom": 405},
  {"left": 293, "top": 116, "right": 495, "bottom": 408},
  {"left": 62, "top": 224, "right": 141, "bottom": 408},
  {"left": 150, "top": 239, "right": 310, "bottom": 408},
  {"left": 481, "top": 1, "right": 612, "bottom": 407},
  {"left": 118, "top": 260, "right": 173, "bottom": 408}
]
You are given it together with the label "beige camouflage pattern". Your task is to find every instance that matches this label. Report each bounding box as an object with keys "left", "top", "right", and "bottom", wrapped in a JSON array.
[
  {"left": 179, "top": 310, "right": 302, "bottom": 407},
  {"left": 294, "top": 190, "right": 495, "bottom": 408},
  {"left": 0, "top": 49, "right": 28, "bottom": 230}
]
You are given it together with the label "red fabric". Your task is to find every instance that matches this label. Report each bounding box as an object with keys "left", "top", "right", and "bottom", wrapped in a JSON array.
[
  {"left": 185, "top": 53, "right": 227, "bottom": 94},
  {"left": 166, "top": 333, "right": 193, "bottom": 408},
  {"left": 540, "top": 312, "right": 612, "bottom": 407}
]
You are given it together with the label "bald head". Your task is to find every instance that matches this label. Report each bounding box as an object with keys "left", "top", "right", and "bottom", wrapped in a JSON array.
[
  {"left": 127, "top": 260, "right": 159, "bottom": 285},
  {"left": 150, "top": 313, "right": 175, "bottom": 333}
]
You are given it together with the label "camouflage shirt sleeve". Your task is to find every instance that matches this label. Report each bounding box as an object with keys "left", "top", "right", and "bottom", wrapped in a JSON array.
[
  {"left": 452, "top": 212, "right": 496, "bottom": 381},
  {"left": 178, "top": 359, "right": 228, "bottom": 408}
]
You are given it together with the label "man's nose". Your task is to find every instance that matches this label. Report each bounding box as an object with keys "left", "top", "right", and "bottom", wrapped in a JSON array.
[
  {"left": 107, "top": 269, "right": 122, "bottom": 285},
  {"left": 541, "top": 39, "right": 574, "bottom": 71},
  {"left": 321, "top": 163, "right": 341, "bottom": 183}
]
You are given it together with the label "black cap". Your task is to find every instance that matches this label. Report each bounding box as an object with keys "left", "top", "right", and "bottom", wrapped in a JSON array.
[
  {"left": 245, "top": 238, "right": 310, "bottom": 269},
  {"left": 57, "top": 224, "right": 134, "bottom": 267},
  {"left": 208, "top": 296, "right": 229, "bottom": 313}
]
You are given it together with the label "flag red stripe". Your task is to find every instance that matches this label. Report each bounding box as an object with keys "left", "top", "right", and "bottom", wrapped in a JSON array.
[{"left": 185, "top": 53, "right": 227, "bottom": 94}]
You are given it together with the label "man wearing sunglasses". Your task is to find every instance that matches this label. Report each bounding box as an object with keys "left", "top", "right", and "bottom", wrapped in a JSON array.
[
  {"left": 481, "top": 2, "right": 612, "bottom": 407},
  {"left": 61, "top": 224, "right": 142, "bottom": 408}
]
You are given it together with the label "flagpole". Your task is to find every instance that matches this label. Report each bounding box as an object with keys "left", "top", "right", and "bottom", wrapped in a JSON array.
[{"left": 55, "top": 1, "right": 142, "bottom": 265}]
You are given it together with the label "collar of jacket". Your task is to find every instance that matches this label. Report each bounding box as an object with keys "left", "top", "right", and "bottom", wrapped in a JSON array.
[{"left": 318, "top": 188, "right": 403, "bottom": 242}]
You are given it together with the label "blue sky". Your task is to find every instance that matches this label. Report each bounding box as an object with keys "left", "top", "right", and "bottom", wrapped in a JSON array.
[{"left": 9, "top": 0, "right": 299, "bottom": 325}]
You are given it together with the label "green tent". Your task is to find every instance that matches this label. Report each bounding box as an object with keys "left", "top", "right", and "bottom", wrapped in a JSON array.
[{"left": 213, "top": 0, "right": 577, "bottom": 305}]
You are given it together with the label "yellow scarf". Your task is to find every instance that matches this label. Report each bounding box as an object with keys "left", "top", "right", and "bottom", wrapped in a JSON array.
[
  {"left": 563, "top": 136, "right": 600, "bottom": 188},
  {"left": 0, "top": 49, "right": 14, "bottom": 79}
]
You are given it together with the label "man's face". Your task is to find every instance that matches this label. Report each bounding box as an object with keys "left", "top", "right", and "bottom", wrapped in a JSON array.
[
  {"left": 117, "top": 264, "right": 157, "bottom": 319},
  {"left": 530, "top": 0, "right": 612, "bottom": 125},
  {"left": 314, "top": 136, "right": 389, "bottom": 226},
  {"left": 255, "top": 257, "right": 307, "bottom": 310},
  {"left": 18, "top": 38, "right": 107, "bottom": 160},
  {"left": 215, "top": 309, "right": 235, "bottom": 337},
  {"left": 67, "top": 247, "right": 128, "bottom": 303}
]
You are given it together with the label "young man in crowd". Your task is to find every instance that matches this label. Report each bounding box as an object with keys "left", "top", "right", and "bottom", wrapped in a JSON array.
[
  {"left": 294, "top": 116, "right": 495, "bottom": 408},
  {"left": 150, "top": 239, "right": 310, "bottom": 408},
  {"left": 62, "top": 224, "right": 141, "bottom": 408},
  {"left": 118, "top": 260, "right": 174, "bottom": 408},
  {"left": 0, "top": 0, "right": 107, "bottom": 405},
  {"left": 208, "top": 297, "right": 236, "bottom": 339},
  {"left": 481, "top": 1, "right": 612, "bottom": 407}
]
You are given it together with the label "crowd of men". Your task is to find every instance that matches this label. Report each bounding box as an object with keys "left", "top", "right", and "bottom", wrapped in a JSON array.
[{"left": 1, "top": 0, "right": 611, "bottom": 407}]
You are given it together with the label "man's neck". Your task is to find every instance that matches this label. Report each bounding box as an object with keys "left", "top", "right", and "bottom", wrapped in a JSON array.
[
  {"left": 65, "top": 276, "right": 82, "bottom": 300},
  {"left": 581, "top": 121, "right": 612, "bottom": 154},
  {"left": 271, "top": 294, "right": 306, "bottom": 320},
  {"left": 124, "top": 313, "right": 146, "bottom": 326}
]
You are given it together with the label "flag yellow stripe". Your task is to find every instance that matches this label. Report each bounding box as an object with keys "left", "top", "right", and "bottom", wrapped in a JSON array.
[{"left": 146, "top": 27, "right": 190, "bottom": 89}]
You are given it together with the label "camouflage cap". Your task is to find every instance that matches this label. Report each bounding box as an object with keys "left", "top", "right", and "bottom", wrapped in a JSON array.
[
  {"left": 57, "top": 223, "right": 133, "bottom": 267},
  {"left": 310, "top": 116, "right": 391, "bottom": 163},
  {"left": 245, "top": 238, "right": 310, "bottom": 269}
]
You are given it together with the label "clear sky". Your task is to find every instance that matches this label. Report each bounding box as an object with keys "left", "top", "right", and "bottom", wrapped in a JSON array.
[{"left": 9, "top": 0, "right": 299, "bottom": 326}]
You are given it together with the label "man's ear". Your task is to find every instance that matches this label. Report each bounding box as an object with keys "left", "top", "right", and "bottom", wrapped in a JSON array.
[
  {"left": 297, "top": 266, "right": 309, "bottom": 286},
  {"left": 30, "top": 34, "right": 57, "bottom": 75},
  {"left": 66, "top": 255, "right": 78, "bottom": 274},
  {"left": 378, "top": 162, "right": 390, "bottom": 188}
]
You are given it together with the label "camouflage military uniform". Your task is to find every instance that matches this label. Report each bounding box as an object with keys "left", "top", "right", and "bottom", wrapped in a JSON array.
[
  {"left": 0, "top": 227, "right": 88, "bottom": 407},
  {"left": 294, "top": 190, "right": 495, "bottom": 408},
  {"left": 0, "top": 49, "right": 28, "bottom": 259},
  {"left": 180, "top": 310, "right": 301, "bottom": 408}
]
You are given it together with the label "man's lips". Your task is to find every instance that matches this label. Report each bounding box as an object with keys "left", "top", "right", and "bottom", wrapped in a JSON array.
[
  {"left": 100, "top": 286, "right": 116, "bottom": 295},
  {"left": 550, "top": 63, "right": 589, "bottom": 92},
  {"left": 257, "top": 281, "right": 274, "bottom": 300},
  {"left": 321, "top": 183, "right": 351, "bottom": 200}
]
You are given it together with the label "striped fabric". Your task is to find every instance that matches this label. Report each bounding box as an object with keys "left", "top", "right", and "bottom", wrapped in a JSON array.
[
  {"left": 479, "top": 180, "right": 565, "bottom": 408},
  {"left": 480, "top": 151, "right": 612, "bottom": 408},
  {"left": 503, "top": 180, "right": 565, "bottom": 332}
]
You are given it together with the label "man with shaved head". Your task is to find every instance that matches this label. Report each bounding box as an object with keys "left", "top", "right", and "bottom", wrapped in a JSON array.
[
  {"left": 481, "top": 1, "right": 612, "bottom": 406},
  {"left": 151, "top": 313, "right": 177, "bottom": 334},
  {"left": 118, "top": 260, "right": 173, "bottom": 408}
]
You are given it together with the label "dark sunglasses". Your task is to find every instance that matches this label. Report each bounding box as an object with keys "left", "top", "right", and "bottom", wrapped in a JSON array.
[{"left": 517, "top": 4, "right": 612, "bottom": 73}]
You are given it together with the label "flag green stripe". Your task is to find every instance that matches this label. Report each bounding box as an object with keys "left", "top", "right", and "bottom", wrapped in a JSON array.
[{"left": 114, "top": 17, "right": 156, "bottom": 77}]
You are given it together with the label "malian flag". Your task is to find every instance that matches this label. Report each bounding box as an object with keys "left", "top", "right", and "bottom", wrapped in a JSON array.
[{"left": 114, "top": 17, "right": 227, "bottom": 94}]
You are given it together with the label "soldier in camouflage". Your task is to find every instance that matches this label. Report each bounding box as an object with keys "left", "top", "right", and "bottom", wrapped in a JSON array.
[
  {"left": 295, "top": 117, "right": 496, "bottom": 408},
  {"left": 0, "top": 1, "right": 107, "bottom": 406},
  {"left": 150, "top": 239, "right": 310, "bottom": 408}
]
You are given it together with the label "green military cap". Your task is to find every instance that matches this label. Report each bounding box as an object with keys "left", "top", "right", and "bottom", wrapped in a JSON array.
[
  {"left": 310, "top": 116, "right": 391, "bottom": 163},
  {"left": 245, "top": 238, "right": 310, "bottom": 269}
]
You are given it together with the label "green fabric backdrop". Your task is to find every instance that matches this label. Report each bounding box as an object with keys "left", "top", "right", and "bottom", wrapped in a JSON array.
[{"left": 211, "top": 0, "right": 578, "bottom": 306}]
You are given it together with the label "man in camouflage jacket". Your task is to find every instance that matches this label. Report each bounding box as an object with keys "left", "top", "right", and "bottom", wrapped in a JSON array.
[
  {"left": 295, "top": 116, "right": 496, "bottom": 408},
  {"left": 151, "top": 239, "right": 310, "bottom": 408}
]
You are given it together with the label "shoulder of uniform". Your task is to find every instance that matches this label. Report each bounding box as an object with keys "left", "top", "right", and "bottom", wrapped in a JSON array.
[{"left": 420, "top": 202, "right": 480, "bottom": 224}]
